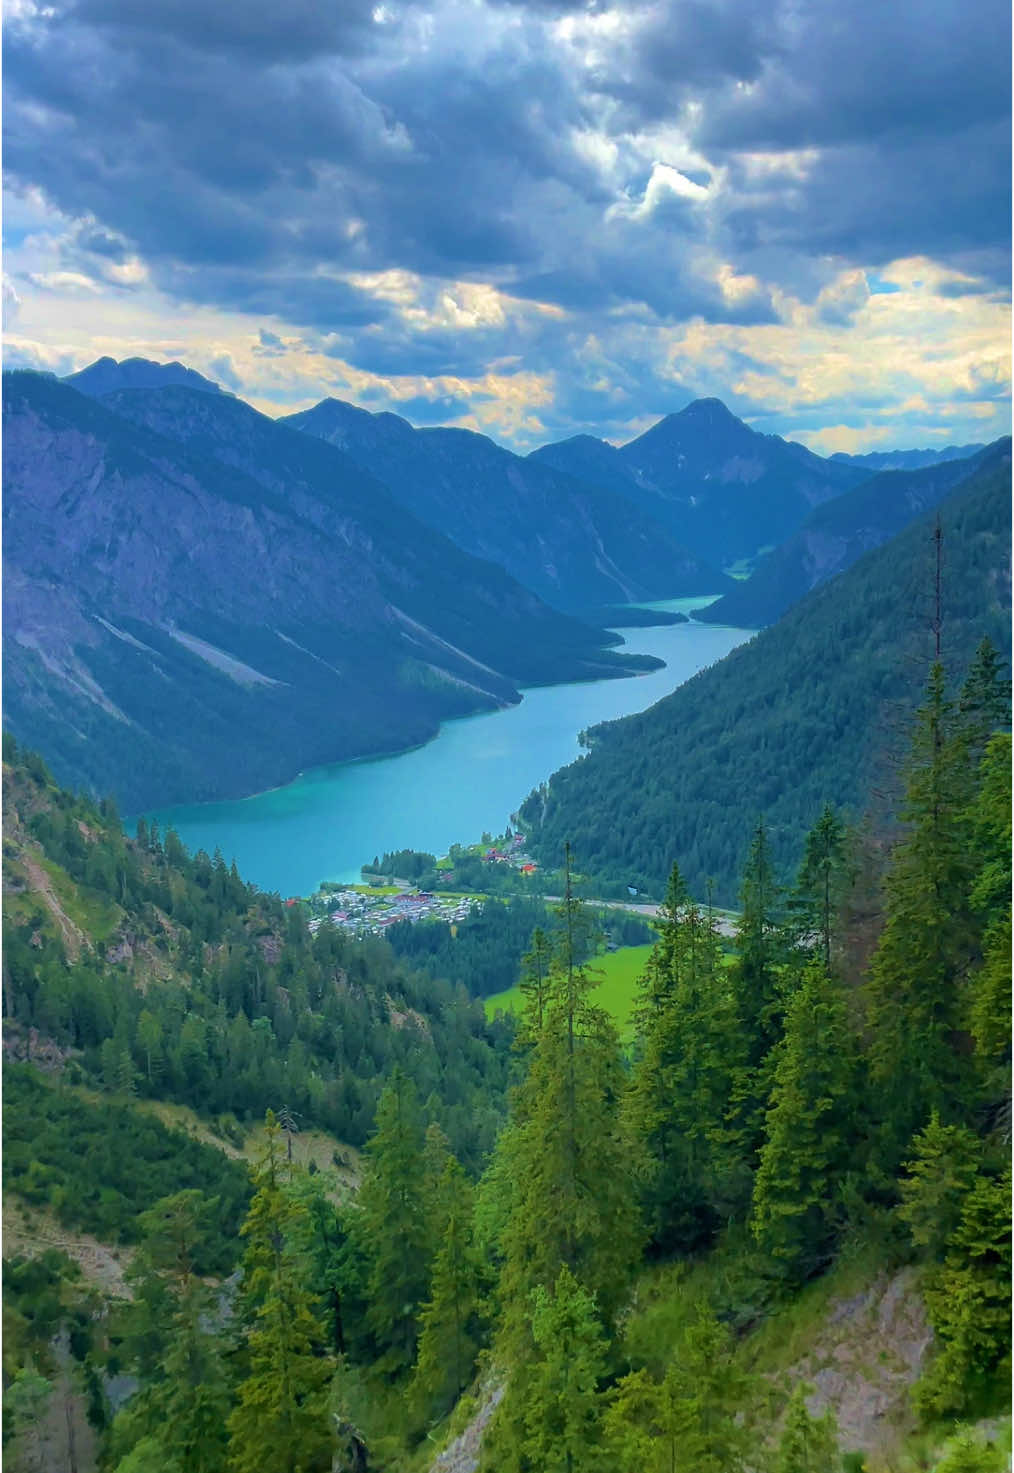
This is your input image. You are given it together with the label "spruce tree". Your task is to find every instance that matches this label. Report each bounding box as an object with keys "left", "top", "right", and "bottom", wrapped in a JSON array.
[
  {"left": 625, "top": 863, "right": 744, "bottom": 1252},
  {"left": 915, "top": 1166, "right": 1012, "bottom": 1419},
  {"left": 965, "top": 734, "right": 1012, "bottom": 1120},
  {"left": 412, "top": 1156, "right": 482, "bottom": 1421},
  {"left": 732, "top": 819, "right": 785, "bottom": 1061},
  {"left": 957, "top": 636, "right": 1011, "bottom": 758},
  {"left": 518, "top": 926, "right": 554, "bottom": 1036},
  {"left": 227, "top": 1118, "right": 333, "bottom": 1473},
  {"left": 750, "top": 963, "right": 858, "bottom": 1280},
  {"left": 521, "top": 1267, "right": 607, "bottom": 1473},
  {"left": 349, "top": 1069, "right": 431, "bottom": 1369},
  {"left": 113, "top": 1192, "right": 232, "bottom": 1473},
  {"left": 773, "top": 1384, "right": 839, "bottom": 1473},
  {"left": 785, "top": 804, "right": 849, "bottom": 973},
  {"left": 865, "top": 663, "right": 978, "bottom": 1155}
]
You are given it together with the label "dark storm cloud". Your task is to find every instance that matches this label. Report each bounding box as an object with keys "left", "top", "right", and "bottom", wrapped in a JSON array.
[
  {"left": 3, "top": 0, "right": 1010, "bottom": 385},
  {"left": 68, "top": 0, "right": 394, "bottom": 61}
]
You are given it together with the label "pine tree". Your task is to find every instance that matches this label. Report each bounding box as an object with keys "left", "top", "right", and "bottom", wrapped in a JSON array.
[
  {"left": 750, "top": 963, "right": 858, "bottom": 1279},
  {"left": 160, "top": 1278, "right": 232, "bottom": 1473},
  {"left": 349, "top": 1069, "right": 431, "bottom": 1369},
  {"left": 494, "top": 983, "right": 640, "bottom": 1336},
  {"left": 412, "top": 1156, "right": 482, "bottom": 1420},
  {"left": 965, "top": 734, "right": 1012, "bottom": 1120},
  {"left": 774, "top": 1384, "right": 839, "bottom": 1473},
  {"left": 915, "top": 1166, "right": 1012, "bottom": 1419},
  {"left": 732, "top": 819, "right": 785, "bottom": 1061},
  {"left": 227, "top": 1118, "right": 333, "bottom": 1473},
  {"left": 113, "top": 1192, "right": 232, "bottom": 1473},
  {"left": 625, "top": 863, "right": 744, "bottom": 1252},
  {"left": 898, "top": 1113, "right": 983, "bottom": 1260},
  {"left": 522, "top": 1267, "right": 607, "bottom": 1473},
  {"left": 957, "top": 636, "right": 1011, "bottom": 757},
  {"left": 785, "top": 804, "right": 849, "bottom": 973},
  {"left": 865, "top": 663, "right": 978, "bottom": 1155},
  {"left": 602, "top": 1365, "right": 683, "bottom": 1473},
  {"left": 518, "top": 926, "right": 554, "bottom": 1036}
]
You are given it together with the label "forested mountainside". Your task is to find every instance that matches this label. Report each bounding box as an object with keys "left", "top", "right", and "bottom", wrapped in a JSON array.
[
  {"left": 531, "top": 398, "right": 865, "bottom": 569},
  {"left": 3, "top": 372, "right": 654, "bottom": 812},
  {"left": 1, "top": 739, "right": 516, "bottom": 1166},
  {"left": 283, "top": 397, "right": 729, "bottom": 610},
  {"left": 520, "top": 459, "right": 1012, "bottom": 902},
  {"left": 5, "top": 663, "right": 1009, "bottom": 1473},
  {"left": 699, "top": 440, "right": 1011, "bottom": 628}
]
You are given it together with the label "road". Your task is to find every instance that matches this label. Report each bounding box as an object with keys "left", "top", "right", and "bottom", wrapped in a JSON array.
[{"left": 543, "top": 896, "right": 738, "bottom": 938}]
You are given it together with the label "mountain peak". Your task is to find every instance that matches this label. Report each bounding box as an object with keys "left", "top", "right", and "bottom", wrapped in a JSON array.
[
  {"left": 62, "top": 356, "right": 227, "bottom": 400},
  {"left": 678, "top": 397, "right": 740, "bottom": 422}
]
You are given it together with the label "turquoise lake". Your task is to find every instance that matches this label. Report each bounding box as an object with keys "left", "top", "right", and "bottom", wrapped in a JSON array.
[{"left": 145, "top": 599, "right": 752, "bottom": 896}]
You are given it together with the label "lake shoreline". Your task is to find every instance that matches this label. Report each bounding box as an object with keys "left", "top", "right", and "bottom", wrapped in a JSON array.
[{"left": 143, "top": 599, "right": 752, "bottom": 895}]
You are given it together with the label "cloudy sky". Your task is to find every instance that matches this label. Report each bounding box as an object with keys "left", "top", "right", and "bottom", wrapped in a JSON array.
[{"left": 4, "top": 0, "right": 1011, "bottom": 452}]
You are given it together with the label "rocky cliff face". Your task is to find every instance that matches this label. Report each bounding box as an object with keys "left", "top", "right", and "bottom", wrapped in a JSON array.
[{"left": 3, "top": 372, "right": 649, "bottom": 811}]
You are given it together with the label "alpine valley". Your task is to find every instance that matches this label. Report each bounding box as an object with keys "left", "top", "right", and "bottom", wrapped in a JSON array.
[{"left": 3, "top": 356, "right": 1011, "bottom": 1473}]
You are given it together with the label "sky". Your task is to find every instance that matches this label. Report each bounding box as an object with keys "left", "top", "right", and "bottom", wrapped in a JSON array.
[{"left": 3, "top": 0, "right": 1011, "bottom": 454}]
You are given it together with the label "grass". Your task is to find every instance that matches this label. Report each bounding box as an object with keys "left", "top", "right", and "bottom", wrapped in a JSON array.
[
  {"left": 39, "top": 857, "right": 122, "bottom": 943},
  {"left": 483, "top": 944, "right": 653, "bottom": 1036}
]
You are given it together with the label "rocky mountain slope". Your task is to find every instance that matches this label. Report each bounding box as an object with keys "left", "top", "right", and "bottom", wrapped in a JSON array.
[
  {"left": 283, "top": 397, "right": 730, "bottom": 610},
  {"left": 3, "top": 372, "right": 652, "bottom": 811},
  {"left": 698, "top": 439, "right": 1011, "bottom": 627},
  {"left": 531, "top": 398, "right": 866, "bottom": 568}
]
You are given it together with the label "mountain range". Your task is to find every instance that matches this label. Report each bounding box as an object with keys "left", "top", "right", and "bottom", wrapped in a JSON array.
[
  {"left": 283, "top": 397, "right": 730, "bottom": 610},
  {"left": 3, "top": 371, "right": 657, "bottom": 811},
  {"left": 830, "top": 442, "right": 985, "bottom": 472},
  {"left": 8, "top": 354, "right": 1007, "bottom": 821},
  {"left": 530, "top": 398, "right": 867, "bottom": 568}
]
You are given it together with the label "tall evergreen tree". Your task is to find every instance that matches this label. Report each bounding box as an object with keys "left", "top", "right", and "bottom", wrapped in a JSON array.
[
  {"left": 957, "top": 636, "right": 1011, "bottom": 757},
  {"left": 625, "top": 863, "right": 744, "bottom": 1253},
  {"left": 732, "top": 819, "right": 785, "bottom": 1061},
  {"left": 785, "top": 804, "right": 849, "bottom": 973},
  {"left": 412, "top": 1156, "right": 482, "bottom": 1421},
  {"left": 964, "top": 734, "right": 1012, "bottom": 1122},
  {"left": 521, "top": 1267, "right": 607, "bottom": 1473},
  {"left": 773, "top": 1384, "right": 839, "bottom": 1473},
  {"left": 751, "top": 963, "right": 859, "bottom": 1280},
  {"left": 227, "top": 1119, "right": 333, "bottom": 1473},
  {"left": 518, "top": 927, "right": 554, "bottom": 1037},
  {"left": 604, "top": 1347, "right": 759, "bottom": 1473},
  {"left": 864, "top": 663, "right": 978, "bottom": 1155},
  {"left": 349, "top": 1069, "right": 431, "bottom": 1370}
]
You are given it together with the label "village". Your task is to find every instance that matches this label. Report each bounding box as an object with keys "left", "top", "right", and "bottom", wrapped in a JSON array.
[
  {"left": 301, "top": 830, "right": 541, "bottom": 936},
  {"left": 305, "top": 885, "right": 480, "bottom": 938}
]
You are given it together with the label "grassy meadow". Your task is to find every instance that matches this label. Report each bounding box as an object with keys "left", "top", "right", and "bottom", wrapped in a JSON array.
[{"left": 483, "top": 943, "right": 653, "bottom": 1036}]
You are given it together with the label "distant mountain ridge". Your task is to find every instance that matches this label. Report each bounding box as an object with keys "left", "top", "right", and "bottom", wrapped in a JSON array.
[
  {"left": 532, "top": 399, "right": 866, "bottom": 569},
  {"left": 282, "top": 397, "right": 731, "bottom": 610},
  {"left": 698, "top": 439, "right": 1011, "bottom": 628},
  {"left": 3, "top": 371, "right": 653, "bottom": 811},
  {"left": 830, "top": 443, "right": 985, "bottom": 471}
]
